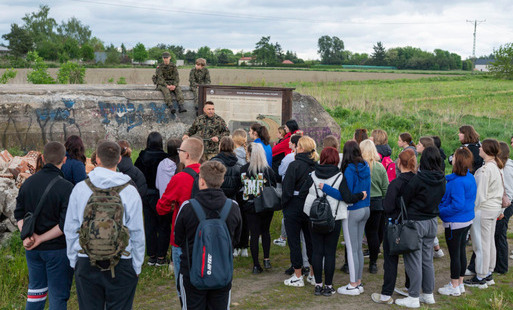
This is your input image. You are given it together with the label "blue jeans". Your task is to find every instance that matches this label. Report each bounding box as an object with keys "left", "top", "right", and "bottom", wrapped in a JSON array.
[
  {"left": 172, "top": 246, "right": 182, "bottom": 299},
  {"left": 25, "top": 248, "right": 73, "bottom": 310}
]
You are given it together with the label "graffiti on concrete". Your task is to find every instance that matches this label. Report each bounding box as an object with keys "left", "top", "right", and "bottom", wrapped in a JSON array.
[
  {"left": 35, "top": 98, "right": 81, "bottom": 142},
  {"left": 149, "top": 102, "right": 174, "bottom": 124},
  {"left": 97, "top": 101, "right": 145, "bottom": 132},
  {"left": 2, "top": 110, "right": 34, "bottom": 150}
]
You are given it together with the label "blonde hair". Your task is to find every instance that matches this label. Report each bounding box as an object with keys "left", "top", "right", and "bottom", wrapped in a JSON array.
[
  {"left": 196, "top": 58, "right": 206, "bottom": 66},
  {"left": 298, "top": 136, "right": 319, "bottom": 161},
  {"left": 360, "top": 139, "right": 380, "bottom": 173},
  {"left": 371, "top": 129, "right": 388, "bottom": 145},
  {"left": 247, "top": 142, "right": 269, "bottom": 176},
  {"left": 232, "top": 129, "right": 247, "bottom": 147},
  {"left": 183, "top": 137, "right": 204, "bottom": 161}
]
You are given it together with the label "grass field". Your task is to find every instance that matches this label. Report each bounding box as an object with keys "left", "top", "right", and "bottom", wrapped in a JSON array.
[{"left": 2, "top": 72, "right": 513, "bottom": 309}]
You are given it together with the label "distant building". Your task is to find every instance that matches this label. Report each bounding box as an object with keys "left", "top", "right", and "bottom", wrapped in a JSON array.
[
  {"left": 474, "top": 58, "right": 494, "bottom": 72},
  {"left": 282, "top": 60, "right": 294, "bottom": 65},
  {"left": 176, "top": 59, "right": 184, "bottom": 67},
  {"left": 238, "top": 56, "right": 259, "bottom": 66},
  {"left": 132, "top": 59, "right": 157, "bottom": 66},
  {"left": 94, "top": 52, "right": 107, "bottom": 63},
  {"left": 0, "top": 46, "right": 11, "bottom": 55}
]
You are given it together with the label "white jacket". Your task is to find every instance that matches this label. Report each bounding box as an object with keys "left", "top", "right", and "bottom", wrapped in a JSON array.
[
  {"left": 504, "top": 159, "right": 513, "bottom": 201},
  {"left": 474, "top": 161, "right": 503, "bottom": 213},
  {"left": 303, "top": 171, "right": 347, "bottom": 220},
  {"left": 64, "top": 167, "right": 145, "bottom": 274}
]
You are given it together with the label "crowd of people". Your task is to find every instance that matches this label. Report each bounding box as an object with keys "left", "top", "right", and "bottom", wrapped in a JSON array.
[{"left": 13, "top": 101, "right": 513, "bottom": 309}]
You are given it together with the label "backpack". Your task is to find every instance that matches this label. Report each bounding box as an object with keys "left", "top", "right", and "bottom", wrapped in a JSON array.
[
  {"left": 79, "top": 179, "right": 130, "bottom": 278},
  {"left": 186, "top": 199, "right": 233, "bottom": 290},
  {"left": 309, "top": 174, "right": 341, "bottom": 234},
  {"left": 183, "top": 167, "right": 200, "bottom": 199},
  {"left": 379, "top": 154, "right": 396, "bottom": 182}
]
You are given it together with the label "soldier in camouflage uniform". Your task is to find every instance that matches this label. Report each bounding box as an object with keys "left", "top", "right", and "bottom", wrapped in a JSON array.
[
  {"left": 156, "top": 52, "right": 186, "bottom": 114},
  {"left": 189, "top": 58, "right": 211, "bottom": 109},
  {"left": 182, "top": 101, "right": 230, "bottom": 160}
]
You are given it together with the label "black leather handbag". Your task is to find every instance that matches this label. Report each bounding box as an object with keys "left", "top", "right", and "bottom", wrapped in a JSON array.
[
  {"left": 386, "top": 197, "right": 420, "bottom": 256},
  {"left": 254, "top": 186, "right": 281, "bottom": 213}
]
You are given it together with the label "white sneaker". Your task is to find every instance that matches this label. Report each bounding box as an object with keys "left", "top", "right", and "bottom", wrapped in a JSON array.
[
  {"left": 240, "top": 248, "right": 249, "bottom": 257},
  {"left": 284, "top": 274, "right": 304, "bottom": 287},
  {"left": 306, "top": 275, "right": 316, "bottom": 286},
  {"left": 510, "top": 254, "right": 513, "bottom": 260},
  {"left": 337, "top": 283, "right": 361, "bottom": 296},
  {"left": 394, "top": 287, "right": 409, "bottom": 297},
  {"left": 233, "top": 248, "right": 241, "bottom": 257},
  {"left": 438, "top": 283, "right": 461, "bottom": 296},
  {"left": 358, "top": 283, "right": 364, "bottom": 293},
  {"left": 273, "top": 238, "right": 287, "bottom": 247},
  {"left": 459, "top": 284, "right": 465, "bottom": 294},
  {"left": 419, "top": 293, "right": 435, "bottom": 304},
  {"left": 464, "top": 269, "right": 476, "bottom": 276},
  {"left": 433, "top": 249, "right": 445, "bottom": 258},
  {"left": 395, "top": 296, "right": 420, "bottom": 308}
]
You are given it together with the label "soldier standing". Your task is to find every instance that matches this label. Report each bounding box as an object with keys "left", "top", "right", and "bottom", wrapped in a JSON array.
[
  {"left": 189, "top": 58, "right": 211, "bottom": 109},
  {"left": 155, "top": 52, "right": 187, "bottom": 114},
  {"left": 182, "top": 101, "right": 230, "bottom": 160}
]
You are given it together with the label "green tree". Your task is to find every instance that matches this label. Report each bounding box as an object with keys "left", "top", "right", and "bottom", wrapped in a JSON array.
[
  {"left": 253, "top": 36, "right": 278, "bottom": 66},
  {"left": 184, "top": 50, "right": 197, "bottom": 64},
  {"left": 215, "top": 48, "right": 236, "bottom": 65},
  {"left": 371, "top": 42, "right": 386, "bottom": 66},
  {"left": 2, "top": 23, "right": 33, "bottom": 58},
  {"left": 121, "top": 43, "right": 127, "bottom": 56},
  {"left": 80, "top": 44, "right": 94, "bottom": 61},
  {"left": 0, "top": 69, "right": 17, "bottom": 84},
  {"left": 148, "top": 46, "right": 176, "bottom": 63},
  {"left": 317, "top": 35, "right": 345, "bottom": 65},
  {"left": 168, "top": 45, "right": 185, "bottom": 59},
  {"left": 57, "top": 17, "right": 91, "bottom": 45},
  {"left": 57, "top": 61, "right": 85, "bottom": 84},
  {"left": 37, "top": 39, "right": 59, "bottom": 61},
  {"left": 132, "top": 43, "right": 148, "bottom": 63},
  {"left": 22, "top": 5, "right": 57, "bottom": 48},
  {"left": 105, "top": 44, "right": 120, "bottom": 65},
  {"left": 89, "top": 37, "right": 104, "bottom": 52},
  {"left": 489, "top": 43, "right": 513, "bottom": 79},
  {"left": 61, "top": 38, "right": 80, "bottom": 61},
  {"left": 26, "top": 51, "right": 55, "bottom": 84},
  {"left": 197, "top": 46, "right": 216, "bottom": 65}
]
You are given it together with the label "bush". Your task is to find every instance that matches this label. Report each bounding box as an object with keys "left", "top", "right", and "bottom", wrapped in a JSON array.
[
  {"left": 489, "top": 43, "right": 513, "bottom": 80},
  {"left": 57, "top": 61, "right": 86, "bottom": 84},
  {"left": 26, "top": 51, "right": 55, "bottom": 84},
  {"left": 116, "top": 76, "right": 127, "bottom": 84},
  {"left": 0, "top": 68, "right": 17, "bottom": 84}
]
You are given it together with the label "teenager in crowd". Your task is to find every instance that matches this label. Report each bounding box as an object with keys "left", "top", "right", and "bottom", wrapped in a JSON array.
[
  {"left": 354, "top": 128, "right": 368, "bottom": 145},
  {"left": 371, "top": 148, "right": 417, "bottom": 305},
  {"left": 155, "top": 138, "right": 181, "bottom": 198},
  {"left": 396, "top": 146, "right": 446, "bottom": 308},
  {"left": 398, "top": 132, "right": 417, "bottom": 156},
  {"left": 301, "top": 147, "right": 344, "bottom": 296},
  {"left": 438, "top": 147, "right": 476, "bottom": 296},
  {"left": 240, "top": 143, "right": 277, "bottom": 273},
  {"left": 117, "top": 140, "right": 148, "bottom": 199},
  {"left": 282, "top": 136, "right": 318, "bottom": 287},
  {"left": 272, "top": 119, "right": 300, "bottom": 178},
  {"left": 494, "top": 141, "right": 513, "bottom": 274},
  {"left": 321, "top": 140, "right": 370, "bottom": 296},
  {"left": 61, "top": 135, "right": 87, "bottom": 185},
  {"left": 360, "top": 139, "right": 389, "bottom": 274},
  {"left": 232, "top": 129, "right": 248, "bottom": 167},
  {"left": 464, "top": 139, "right": 504, "bottom": 288},
  {"left": 232, "top": 129, "right": 249, "bottom": 257},
  {"left": 432, "top": 136, "right": 447, "bottom": 172},
  {"left": 250, "top": 123, "right": 272, "bottom": 166},
  {"left": 449, "top": 125, "right": 484, "bottom": 174},
  {"left": 134, "top": 132, "right": 170, "bottom": 266},
  {"left": 372, "top": 129, "right": 392, "bottom": 160},
  {"left": 322, "top": 135, "right": 343, "bottom": 169},
  {"left": 212, "top": 136, "right": 242, "bottom": 200}
]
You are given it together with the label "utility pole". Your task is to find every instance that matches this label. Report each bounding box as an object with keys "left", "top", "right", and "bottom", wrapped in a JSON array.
[{"left": 466, "top": 19, "right": 486, "bottom": 69}]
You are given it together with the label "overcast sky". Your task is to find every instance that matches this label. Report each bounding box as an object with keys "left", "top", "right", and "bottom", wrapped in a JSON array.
[{"left": 1, "top": 0, "right": 512, "bottom": 60}]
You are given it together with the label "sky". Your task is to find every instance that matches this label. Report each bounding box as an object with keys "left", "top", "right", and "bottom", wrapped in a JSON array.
[{"left": 1, "top": 0, "right": 512, "bottom": 60}]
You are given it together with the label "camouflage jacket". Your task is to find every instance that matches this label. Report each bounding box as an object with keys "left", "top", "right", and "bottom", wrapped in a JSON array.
[
  {"left": 156, "top": 63, "right": 180, "bottom": 87},
  {"left": 189, "top": 68, "right": 211, "bottom": 88},
  {"left": 187, "top": 114, "right": 230, "bottom": 154}
]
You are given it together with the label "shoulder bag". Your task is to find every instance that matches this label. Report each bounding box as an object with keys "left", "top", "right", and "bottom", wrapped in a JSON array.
[{"left": 386, "top": 196, "right": 420, "bottom": 255}]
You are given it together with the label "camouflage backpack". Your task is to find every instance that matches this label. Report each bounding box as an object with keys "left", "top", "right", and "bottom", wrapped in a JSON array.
[{"left": 78, "top": 178, "right": 130, "bottom": 277}]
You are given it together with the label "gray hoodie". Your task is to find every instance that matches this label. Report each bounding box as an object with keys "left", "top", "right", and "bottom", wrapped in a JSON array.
[
  {"left": 156, "top": 158, "right": 177, "bottom": 198},
  {"left": 64, "top": 167, "right": 145, "bottom": 274}
]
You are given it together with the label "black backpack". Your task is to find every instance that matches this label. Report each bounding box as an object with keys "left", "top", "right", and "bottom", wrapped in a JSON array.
[
  {"left": 183, "top": 167, "right": 200, "bottom": 199},
  {"left": 309, "top": 174, "right": 341, "bottom": 234}
]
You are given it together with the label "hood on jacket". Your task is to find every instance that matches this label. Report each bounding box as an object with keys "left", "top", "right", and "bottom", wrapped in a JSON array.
[
  {"left": 345, "top": 162, "right": 371, "bottom": 180},
  {"left": 295, "top": 152, "right": 316, "bottom": 167},
  {"left": 213, "top": 152, "right": 238, "bottom": 167},
  {"left": 417, "top": 169, "right": 446, "bottom": 186},
  {"left": 376, "top": 144, "right": 392, "bottom": 158},
  {"left": 88, "top": 167, "right": 132, "bottom": 189},
  {"left": 314, "top": 163, "right": 341, "bottom": 179},
  {"left": 159, "top": 158, "right": 177, "bottom": 173},
  {"left": 193, "top": 188, "right": 229, "bottom": 215}
]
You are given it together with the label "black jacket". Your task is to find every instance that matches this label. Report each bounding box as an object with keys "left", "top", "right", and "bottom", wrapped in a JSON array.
[
  {"left": 174, "top": 188, "right": 242, "bottom": 277},
  {"left": 14, "top": 164, "right": 74, "bottom": 251},
  {"left": 134, "top": 148, "right": 168, "bottom": 191},
  {"left": 403, "top": 170, "right": 446, "bottom": 221},
  {"left": 448, "top": 142, "right": 483, "bottom": 174},
  {"left": 281, "top": 152, "right": 316, "bottom": 209},
  {"left": 212, "top": 152, "right": 242, "bottom": 199},
  {"left": 383, "top": 171, "right": 415, "bottom": 220},
  {"left": 118, "top": 156, "right": 148, "bottom": 198}
]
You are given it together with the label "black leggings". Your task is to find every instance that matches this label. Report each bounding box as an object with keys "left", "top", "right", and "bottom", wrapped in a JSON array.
[
  {"left": 246, "top": 211, "right": 274, "bottom": 267},
  {"left": 311, "top": 220, "right": 342, "bottom": 285},
  {"left": 365, "top": 208, "right": 384, "bottom": 263},
  {"left": 284, "top": 208, "right": 313, "bottom": 269},
  {"left": 143, "top": 193, "right": 171, "bottom": 258},
  {"left": 445, "top": 225, "right": 471, "bottom": 279}
]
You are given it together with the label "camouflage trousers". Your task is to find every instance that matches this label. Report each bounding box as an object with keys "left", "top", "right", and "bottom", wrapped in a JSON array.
[
  {"left": 157, "top": 85, "right": 184, "bottom": 107},
  {"left": 191, "top": 87, "right": 199, "bottom": 108}
]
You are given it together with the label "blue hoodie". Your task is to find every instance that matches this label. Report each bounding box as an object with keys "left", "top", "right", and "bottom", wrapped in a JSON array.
[
  {"left": 439, "top": 171, "right": 476, "bottom": 223},
  {"left": 323, "top": 162, "right": 371, "bottom": 210},
  {"left": 254, "top": 138, "right": 272, "bottom": 166}
]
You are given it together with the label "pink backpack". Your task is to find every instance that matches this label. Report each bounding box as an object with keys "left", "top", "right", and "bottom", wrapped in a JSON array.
[{"left": 379, "top": 154, "right": 396, "bottom": 182}]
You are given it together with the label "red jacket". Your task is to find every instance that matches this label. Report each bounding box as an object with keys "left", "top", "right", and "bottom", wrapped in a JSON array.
[
  {"left": 272, "top": 130, "right": 301, "bottom": 157},
  {"left": 156, "top": 163, "right": 200, "bottom": 247}
]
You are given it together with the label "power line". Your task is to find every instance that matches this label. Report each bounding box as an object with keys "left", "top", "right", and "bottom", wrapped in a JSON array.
[{"left": 466, "top": 19, "right": 486, "bottom": 61}]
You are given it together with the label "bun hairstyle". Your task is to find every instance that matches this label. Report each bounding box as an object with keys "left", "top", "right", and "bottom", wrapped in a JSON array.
[
  {"left": 481, "top": 138, "right": 504, "bottom": 169},
  {"left": 400, "top": 132, "right": 415, "bottom": 146},
  {"left": 398, "top": 148, "right": 417, "bottom": 172},
  {"left": 117, "top": 140, "right": 132, "bottom": 158},
  {"left": 250, "top": 123, "right": 271, "bottom": 145}
]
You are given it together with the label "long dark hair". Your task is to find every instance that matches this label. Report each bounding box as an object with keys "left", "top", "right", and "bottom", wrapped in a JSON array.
[
  {"left": 166, "top": 138, "right": 181, "bottom": 165},
  {"left": 64, "top": 135, "right": 86, "bottom": 164},
  {"left": 419, "top": 146, "right": 443, "bottom": 172},
  {"left": 250, "top": 123, "right": 270, "bottom": 145},
  {"left": 146, "top": 132, "right": 163, "bottom": 150},
  {"left": 341, "top": 140, "right": 364, "bottom": 172}
]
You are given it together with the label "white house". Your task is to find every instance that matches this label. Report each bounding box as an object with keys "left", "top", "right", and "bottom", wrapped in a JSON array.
[{"left": 474, "top": 59, "right": 494, "bottom": 72}]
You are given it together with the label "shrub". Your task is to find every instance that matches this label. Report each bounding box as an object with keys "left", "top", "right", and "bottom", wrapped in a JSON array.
[
  {"left": 26, "top": 51, "right": 55, "bottom": 84},
  {"left": 0, "top": 68, "right": 17, "bottom": 84},
  {"left": 116, "top": 76, "right": 127, "bottom": 84},
  {"left": 57, "top": 61, "right": 86, "bottom": 84}
]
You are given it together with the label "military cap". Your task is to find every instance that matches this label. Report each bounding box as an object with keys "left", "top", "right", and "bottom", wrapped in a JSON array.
[{"left": 162, "top": 52, "right": 171, "bottom": 58}]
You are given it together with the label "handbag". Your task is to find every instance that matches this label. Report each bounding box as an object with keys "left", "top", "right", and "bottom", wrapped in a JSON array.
[
  {"left": 386, "top": 196, "right": 420, "bottom": 256},
  {"left": 20, "top": 176, "right": 62, "bottom": 240},
  {"left": 254, "top": 169, "right": 281, "bottom": 213}
]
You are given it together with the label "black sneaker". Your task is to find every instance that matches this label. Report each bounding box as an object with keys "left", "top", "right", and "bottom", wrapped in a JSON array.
[
  {"left": 363, "top": 249, "right": 370, "bottom": 258},
  {"left": 464, "top": 276, "right": 488, "bottom": 289},
  {"left": 263, "top": 259, "right": 272, "bottom": 269},
  {"left": 369, "top": 262, "right": 378, "bottom": 274},
  {"left": 147, "top": 257, "right": 157, "bottom": 266},
  {"left": 314, "top": 285, "right": 323, "bottom": 296},
  {"left": 302, "top": 266, "right": 311, "bottom": 276},
  {"left": 156, "top": 258, "right": 170, "bottom": 266},
  {"left": 252, "top": 265, "right": 263, "bottom": 274},
  {"left": 340, "top": 263, "right": 349, "bottom": 274},
  {"left": 485, "top": 274, "right": 495, "bottom": 286},
  {"left": 285, "top": 266, "right": 294, "bottom": 275},
  {"left": 322, "top": 285, "right": 336, "bottom": 296}
]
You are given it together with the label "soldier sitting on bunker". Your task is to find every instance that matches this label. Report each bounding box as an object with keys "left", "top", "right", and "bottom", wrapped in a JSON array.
[
  {"left": 189, "top": 58, "right": 211, "bottom": 109},
  {"left": 155, "top": 52, "right": 187, "bottom": 114}
]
